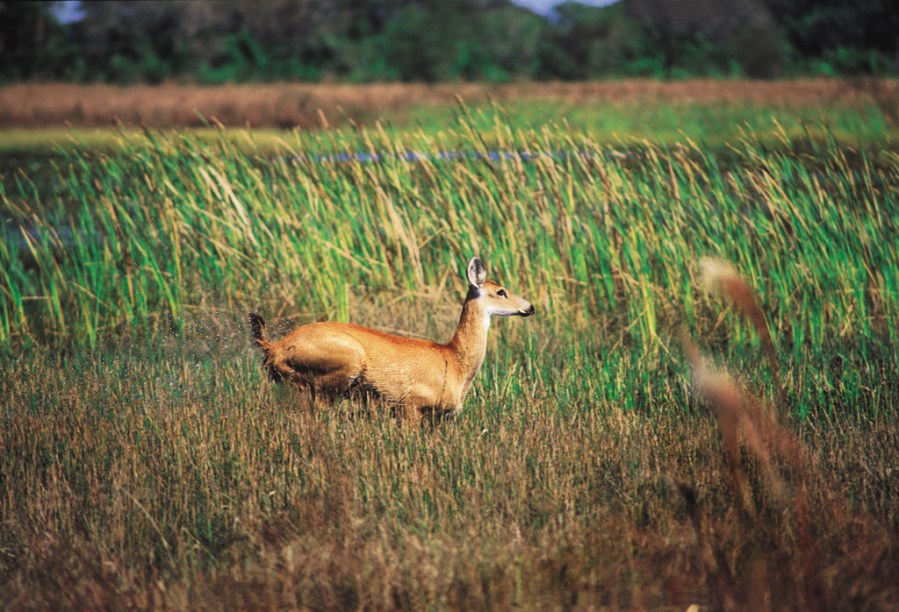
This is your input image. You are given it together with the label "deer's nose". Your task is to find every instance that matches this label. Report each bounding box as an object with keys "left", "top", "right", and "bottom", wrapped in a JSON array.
[{"left": 520, "top": 304, "right": 536, "bottom": 317}]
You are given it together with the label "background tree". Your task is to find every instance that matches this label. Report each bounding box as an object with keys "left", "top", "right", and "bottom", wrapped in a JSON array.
[
  {"left": 0, "top": 1, "right": 74, "bottom": 80},
  {"left": 762, "top": 0, "right": 899, "bottom": 74},
  {"left": 0, "top": 0, "right": 896, "bottom": 83}
]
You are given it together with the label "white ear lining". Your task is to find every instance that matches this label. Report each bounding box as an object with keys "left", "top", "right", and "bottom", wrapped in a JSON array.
[{"left": 467, "top": 256, "right": 486, "bottom": 287}]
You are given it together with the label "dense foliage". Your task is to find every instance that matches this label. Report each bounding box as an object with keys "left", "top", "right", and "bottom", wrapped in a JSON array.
[{"left": 2, "top": 0, "right": 897, "bottom": 84}]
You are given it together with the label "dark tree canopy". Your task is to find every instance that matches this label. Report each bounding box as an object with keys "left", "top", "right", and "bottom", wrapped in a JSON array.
[{"left": 0, "top": 0, "right": 896, "bottom": 83}]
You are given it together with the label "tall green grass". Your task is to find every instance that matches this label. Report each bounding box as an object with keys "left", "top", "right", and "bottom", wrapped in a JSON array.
[
  {"left": 2, "top": 109, "right": 898, "bottom": 607},
  {"left": 2, "top": 111, "right": 896, "bottom": 415}
]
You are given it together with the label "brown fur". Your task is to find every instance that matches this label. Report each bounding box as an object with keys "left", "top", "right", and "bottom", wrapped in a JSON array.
[{"left": 250, "top": 258, "right": 534, "bottom": 420}]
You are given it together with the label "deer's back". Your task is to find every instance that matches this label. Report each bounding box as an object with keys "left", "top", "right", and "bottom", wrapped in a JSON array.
[{"left": 278, "top": 322, "right": 461, "bottom": 410}]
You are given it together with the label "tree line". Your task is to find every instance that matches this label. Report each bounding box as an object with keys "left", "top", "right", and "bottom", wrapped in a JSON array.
[{"left": 2, "top": 0, "right": 897, "bottom": 84}]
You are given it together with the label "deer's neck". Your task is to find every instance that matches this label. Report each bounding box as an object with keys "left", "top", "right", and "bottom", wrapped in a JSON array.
[{"left": 446, "top": 295, "right": 491, "bottom": 388}]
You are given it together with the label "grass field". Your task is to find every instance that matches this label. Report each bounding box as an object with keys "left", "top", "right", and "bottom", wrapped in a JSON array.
[
  {"left": 1, "top": 85, "right": 898, "bottom": 608},
  {"left": 2, "top": 79, "right": 898, "bottom": 151}
]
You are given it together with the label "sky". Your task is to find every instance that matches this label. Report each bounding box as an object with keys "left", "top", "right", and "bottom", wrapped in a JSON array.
[
  {"left": 53, "top": 0, "right": 619, "bottom": 24},
  {"left": 512, "top": 0, "right": 618, "bottom": 14},
  {"left": 53, "top": 1, "right": 85, "bottom": 24}
]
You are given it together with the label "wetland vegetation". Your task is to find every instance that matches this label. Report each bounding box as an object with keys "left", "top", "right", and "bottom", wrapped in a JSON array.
[{"left": 1, "top": 90, "right": 898, "bottom": 608}]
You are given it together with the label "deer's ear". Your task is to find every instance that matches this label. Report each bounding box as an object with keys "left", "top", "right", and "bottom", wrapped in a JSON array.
[{"left": 467, "top": 257, "right": 487, "bottom": 288}]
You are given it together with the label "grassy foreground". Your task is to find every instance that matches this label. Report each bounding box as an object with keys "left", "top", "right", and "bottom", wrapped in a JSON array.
[
  {"left": 1, "top": 108, "right": 898, "bottom": 607},
  {"left": 2, "top": 343, "right": 897, "bottom": 609}
]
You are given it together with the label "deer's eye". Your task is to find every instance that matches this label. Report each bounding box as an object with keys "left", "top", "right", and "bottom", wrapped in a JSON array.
[{"left": 496, "top": 289, "right": 508, "bottom": 298}]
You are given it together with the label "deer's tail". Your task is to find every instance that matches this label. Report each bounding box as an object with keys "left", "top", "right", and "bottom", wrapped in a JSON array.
[{"left": 248, "top": 311, "right": 268, "bottom": 348}]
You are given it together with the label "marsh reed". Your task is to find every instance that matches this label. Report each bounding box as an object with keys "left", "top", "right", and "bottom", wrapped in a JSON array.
[{"left": 1, "top": 109, "right": 897, "bottom": 607}]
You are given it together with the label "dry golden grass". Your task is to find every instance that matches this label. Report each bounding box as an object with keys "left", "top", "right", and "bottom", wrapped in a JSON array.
[
  {"left": 2, "top": 79, "right": 897, "bottom": 128},
  {"left": 2, "top": 236, "right": 897, "bottom": 608},
  {"left": 1, "top": 297, "right": 897, "bottom": 609}
]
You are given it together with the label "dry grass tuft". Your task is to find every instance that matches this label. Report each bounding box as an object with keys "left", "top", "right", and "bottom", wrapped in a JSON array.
[{"left": 700, "top": 257, "right": 781, "bottom": 405}]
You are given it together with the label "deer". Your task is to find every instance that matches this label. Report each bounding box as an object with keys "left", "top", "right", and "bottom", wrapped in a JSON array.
[{"left": 248, "top": 256, "right": 535, "bottom": 421}]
